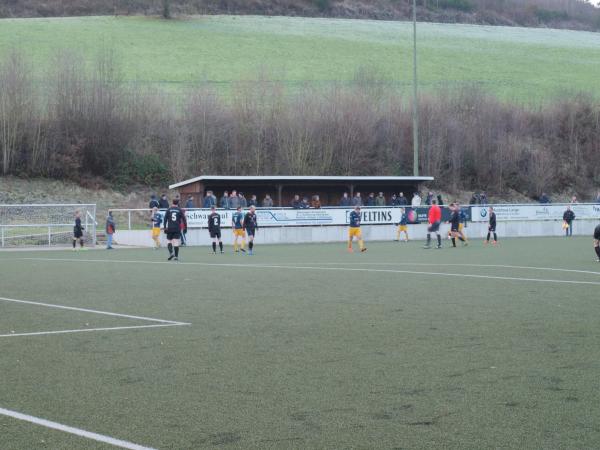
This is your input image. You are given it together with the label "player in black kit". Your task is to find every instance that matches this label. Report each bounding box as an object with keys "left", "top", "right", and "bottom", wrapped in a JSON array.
[
  {"left": 243, "top": 206, "right": 258, "bottom": 255},
  {"left": 594, "top": 223, "right": 600, "bottom": 262},
  {"left": 448, "top": 203, "right": 467, "bottom": 248},
  {"left": 485, "top": 206, "right": 497, "bottom": 246},
  {"left": 163, "top": 198, "right": 185, "bottom": 261},
  {"left": 208, "top": 206, "right": 223, "bottom": 254}
]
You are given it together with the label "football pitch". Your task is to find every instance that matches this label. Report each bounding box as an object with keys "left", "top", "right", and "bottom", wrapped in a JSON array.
[{"left": 1, "top": 236, "right": 599, "bottom": 449}]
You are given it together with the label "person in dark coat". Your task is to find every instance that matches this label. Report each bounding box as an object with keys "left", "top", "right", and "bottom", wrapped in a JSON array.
[
  {"left": 149, "top": 194, "right": 160, "bottom": 209},
  {"left": 158, "top": 194, "right": 169, "bottom": 209},
  {"left": 563, "top": 206, "right": 575, "bottom": 237}
]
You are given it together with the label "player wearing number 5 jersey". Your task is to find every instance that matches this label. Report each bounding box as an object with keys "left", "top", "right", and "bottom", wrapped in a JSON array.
[
  {"left": 208, "top": 206, "right": 223, "bottom": 254},
  {"left": 164, "top": 198, "right": 185, "bottom": 261}
]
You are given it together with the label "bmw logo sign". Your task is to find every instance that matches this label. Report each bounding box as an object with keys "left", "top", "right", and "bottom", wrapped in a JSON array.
[{"left": 480, "top": 209, "right": 487, "bottom": 218}]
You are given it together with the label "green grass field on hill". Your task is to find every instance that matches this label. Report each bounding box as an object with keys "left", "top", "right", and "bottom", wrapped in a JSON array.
[
  {"left": 1, "top": 15, "right": 600, "bottom": 101},
  {"left": 1, "top": 237, "right": 599, "bottom": 449}
]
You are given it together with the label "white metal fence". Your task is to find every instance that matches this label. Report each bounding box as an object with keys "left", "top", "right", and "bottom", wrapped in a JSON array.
[{"left": 0, "top": 204, "right": 97, "bottom": 248}]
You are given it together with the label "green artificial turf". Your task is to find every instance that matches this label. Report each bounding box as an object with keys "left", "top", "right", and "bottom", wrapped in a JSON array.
[
  {"left": 1, "top": 15, "right": 600, "bottom": 101},
  {"left": 0, "top": 236, "right": 599, "bottom": 449}
]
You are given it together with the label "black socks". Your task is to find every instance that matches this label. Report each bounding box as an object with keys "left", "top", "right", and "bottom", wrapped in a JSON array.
[
  {"left": 426, "top": 234, "right": 431, "bottom": 245},
  {"left": 595, "top": 246, "right": 600, "bottom": 258},
  {"left": 167, "top": 243, "right": 173, "bottom": 254},
  {"left": 452, "top": 237, "right": 456, "bottom": 247},
  {"left": 249, "top": 241, "right": 253, "bottom": 250},
  {"left": 212, "top": 242, "right": 217, "bottom": 252},
  {"left": 437, "top": 235, "right": 441, "bottom": 246},
  {"left": 174, "top": 246, "right": 179, "bottom": 257},
  {"left": 219, "top": 242, "right": 223, "bottom": 251}
]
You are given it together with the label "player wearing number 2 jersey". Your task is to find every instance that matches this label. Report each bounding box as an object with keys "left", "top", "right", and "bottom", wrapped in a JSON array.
[
  {"left": 208, "top": 206, "right": 223, "bottom": 254},
  {"left": 164, "top": 198, "right": 185, "bottom": 261}
]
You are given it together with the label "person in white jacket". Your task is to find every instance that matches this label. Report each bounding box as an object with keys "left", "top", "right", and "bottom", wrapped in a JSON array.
[{"left": 411, "top": 192, "right": 422, "bottom": 207}]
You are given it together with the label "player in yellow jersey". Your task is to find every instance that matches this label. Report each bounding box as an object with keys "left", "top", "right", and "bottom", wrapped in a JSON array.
[{"left": 348, "top": 206, "right": 366, "bottom": 253}]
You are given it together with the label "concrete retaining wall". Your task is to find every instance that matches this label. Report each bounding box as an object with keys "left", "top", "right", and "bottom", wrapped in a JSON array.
[{"left": 114, "top": 219, "right": 599, "bottom": 247}]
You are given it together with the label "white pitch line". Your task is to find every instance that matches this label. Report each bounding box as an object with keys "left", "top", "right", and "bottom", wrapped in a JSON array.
[
  {"left": 0, "top": 296, "right": 187, "bottom": 325},
  {"left": 19, "top": 257, "right": 600, "bottom": 286},
  {"left": 0, "top": 406, "right": 155, "bottom": 450},
  {"left": 285, "top": 261, "right": 600, "bottom": 276},
  {"left": 0, "top": 323, "right": 188, "bottom": 338}
]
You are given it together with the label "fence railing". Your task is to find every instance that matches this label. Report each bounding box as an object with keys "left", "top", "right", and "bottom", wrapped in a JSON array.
[{"left": 108, "top": 203, "right": 600, "bottom": 231}]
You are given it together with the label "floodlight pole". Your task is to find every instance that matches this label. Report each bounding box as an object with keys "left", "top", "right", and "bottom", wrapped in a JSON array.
[{"left": 412, "top": 0, "right": 420, "bottom": 177}]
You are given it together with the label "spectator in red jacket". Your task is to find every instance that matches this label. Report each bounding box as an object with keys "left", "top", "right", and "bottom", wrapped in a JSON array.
[{"left": 424, "top": 200, "right": 442, "bottom": 249}]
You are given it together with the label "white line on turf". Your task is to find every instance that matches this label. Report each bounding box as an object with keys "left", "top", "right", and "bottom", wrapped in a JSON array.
[
  {"left": 0, "top": 296, "right": 188, "bottom": 325},
  {"left": 266, "top": 261, "right": 600, "bottom": 276},
  {"left": 19, "top": 257, "right": 600, "bottom": 286},
  {"left": 0, "top": 407, "right": 156, "bottom": 450},
  {"left": 0, "top": 323, "right": 187, "bottom": 338}
]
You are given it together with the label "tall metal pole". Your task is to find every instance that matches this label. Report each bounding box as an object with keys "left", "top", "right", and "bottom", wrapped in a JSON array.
[{"left": 412, "top": 0, "right": 420, "bottom": 177}]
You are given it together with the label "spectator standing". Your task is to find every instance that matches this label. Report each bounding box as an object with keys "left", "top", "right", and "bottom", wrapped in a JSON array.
[
  {"left": 425, "top": 192, "right": 434, "bottom": 205},
  {"left": 262, "top": 194, "right": 274, "bottom": 208},
  {"left": 595, "top": 191, "right": 600, "bottom": 204},
  {"left": 397, "top": 192, "right": 408, "bottom": 206},
  {"left": 203, "top": 191, "right": 216, "bottom": 208},
  {"left": 291, "top": 195, "right": 301, "bottom": 209},
  {"left": 158, "top": 194, "right": 169, "bottom": 209},
  {"left": 149, "top": 194, "right": 160, "bottom": 209},
  {"left": 229, "top": 190, "right": 240, "bottom": 209},
  {"left": 390, "top": 194, "right": 398, "bottom": 206},
  {"left": 239, "top": 192, "right": 248, "bottom": 208},
  {"left": 570, "top": 195, "right": 578, "bottom": 204},
  {"left": 563, "top": 206, "right": 576, "bottom": 237},
  {"left": 437, "top": 194, "right": 443, "bottom": 206},
  {"left": 539, "top": 193, "right": 551, "bottom": 204},
  {"left": 220, "top": 191, "right": 230, "bottom": 209},
  {"left": 480, "top": 192, "right": 488, "bottom": 205},
  {"left": 300, "top": 197, "right": 310, "bottom": 208},
  {"left": 411, "top": 192, "right": 421, "bottom": 207},
  {"left": 469, "top": 193, "right": 479, "bottom": 205},
  {"left": 375, "top": 192, "right": 386, "bottom": 206},
  {"left": 248, "top": 195, "right": 258, "bottom": 207},
  {"left": 185, "top": 195, "right": 195, "bottom": 209},
  {"left": 339, "top": 192, "right": 351, "bottom": 207},
  {"left": 352, "top": 192, "right": 363, "bottom": 207},
  {"left": 311, "top": 195, "right": 321, "bottom": 209},
  {"left": 366, "top": 193, "right": 376, "bottom": 207},
  {"left": 105, "top": 211, "right": 116, "bottom": 250}
]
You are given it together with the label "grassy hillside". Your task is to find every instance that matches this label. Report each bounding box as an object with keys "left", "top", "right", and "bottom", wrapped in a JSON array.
[{"left": 1, "top": 15, "right": 600, "bottom": 100}]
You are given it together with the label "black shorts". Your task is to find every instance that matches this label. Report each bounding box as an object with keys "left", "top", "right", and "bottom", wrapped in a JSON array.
[
  {"left": 209, "top": 230, "right": 221, "bottom": 239},
  {"left": 245, "top": 228, "right": 256, "bottom": 237},
  {"left": 73, "top": 230, "right": 83, "bottom": 239},
  {"left": 428, "top": 221, "right": 440, "bottom": 233},
  {"left": 488, "top": 226, "right": 496, "bottom": 232},
  {"left": 594, "top": 229, "right": 600, "bottom": 240},
  {"left": 166, "top": 231, "right": 181, "bottom": 241},
  {"left": 450, "top": 224, "right": 459, "bottom": 232}
]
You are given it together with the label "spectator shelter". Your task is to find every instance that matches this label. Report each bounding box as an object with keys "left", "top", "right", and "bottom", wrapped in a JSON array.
[{"left": 169, "top": 176, "right": 434, "bottom": 207}]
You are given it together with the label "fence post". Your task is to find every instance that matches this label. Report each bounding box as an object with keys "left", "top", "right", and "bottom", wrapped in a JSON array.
[
  {"left": 1, "top": 227, "right": 4, "bottom": 247},
  {"left": 93, "top": 205, "right": 97, "bottom": 246},
  {"left": 128, "top": 210, "right": 132, "bottom": 230},
  {"left": 48, "top": 226, "right": 51, "bottom": 246}
]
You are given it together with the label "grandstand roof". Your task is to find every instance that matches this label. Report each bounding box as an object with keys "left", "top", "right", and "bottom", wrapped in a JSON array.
[{"left": 170, "top": 175, "right": 434, "bottom": 190}]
